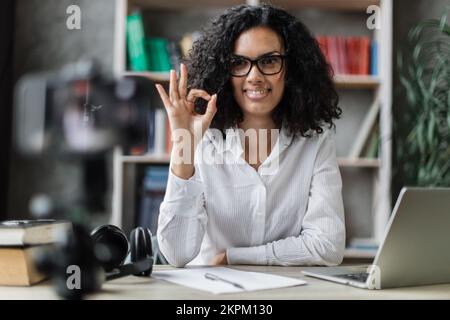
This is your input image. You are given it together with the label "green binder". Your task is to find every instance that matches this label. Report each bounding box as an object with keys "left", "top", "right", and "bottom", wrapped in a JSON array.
[
  {"left": 147, "top": 37, "right": 171, "bottom": 72},
  {"left": 126, "top": 12, "right": 149, "bottom": 71}
]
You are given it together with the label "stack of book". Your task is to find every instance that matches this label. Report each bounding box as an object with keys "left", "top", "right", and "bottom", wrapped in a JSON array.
[
  {"left": 316, "top": 35, "right": 377, "bottom": 76},
  {"left": 128, "top": 107, "right": 172, "bottom": 156},
  {"left": 125, "top": 10, "right": 175, "bottom": 157},
  {"left": 0, "top": 220, "right": 71, "bottom": 286},
  {"left": 126, "top": 10, "right": 182, "bottom": 73}
]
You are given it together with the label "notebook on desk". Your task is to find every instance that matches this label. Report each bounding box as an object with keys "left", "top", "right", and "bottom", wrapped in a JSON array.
[
  {"left": 302, "top": 187, "right": 450, "bottom": 289},
  {"left": 152, "top": 266, "right": 306, "bottom": 294}
]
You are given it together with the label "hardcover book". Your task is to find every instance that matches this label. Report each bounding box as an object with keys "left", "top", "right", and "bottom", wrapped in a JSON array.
[{"left": 0, "top": 219, "right": 72, "bottom": 246}]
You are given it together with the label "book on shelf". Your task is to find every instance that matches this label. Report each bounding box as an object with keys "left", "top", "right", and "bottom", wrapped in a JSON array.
[
  {"left": 349, "top": 237, "right": 379, "bottom": 250},
  {"left": 126, "top": 10, "right": 149, "bottom": 71},
  {"left": 359, "top": 37, "right": 370, "bottom": 75},
  {"left": 0, "top": 245, "right": 50, "bottom": 286},
  {"left": 132, "top": 107, "right": 170, "bottom": 157},
  {"left": 126, "top": 11, "right": 183, "bottom": 73},
  {"left": 348, "top": 96, "right": 380, "bottom": 158},
  {"left": 147, "top": 37, "right": 172, "bottom": 72},
  {"left": 0, "top": 219, "right": 71, "bottom": 246},
  {"left": 138, "top": 166, "right": 169, "bottom": 236},
  {"left": 316, "top": 35, "right": 375, "bottom": 76},
  {"left": 153, "top": 108, "right": 167, "bottom": 156},
  {"left": 362, "top": 123, "right": 379, "bottom": 159},
  {"left": 147, "top": 108, "right": 156, "bottom": 154},
  {"left": 345, "top": 237, "right": 379, "bottom": 258},
  {"left": 370, "top": 40, "right": 378, "bottom": 76}
]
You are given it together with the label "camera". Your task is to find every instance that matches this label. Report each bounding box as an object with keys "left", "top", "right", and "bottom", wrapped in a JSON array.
[
  {"left": 13, "top": 61, "right": 159, "bottom": 299},
  {"left": 14, "top": 60, "right": 157, "bottom": 157}
]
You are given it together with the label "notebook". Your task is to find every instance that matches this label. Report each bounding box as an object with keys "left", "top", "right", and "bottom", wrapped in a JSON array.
[{"left": 152, "top": 266, "right": 307, "bottom": 294}]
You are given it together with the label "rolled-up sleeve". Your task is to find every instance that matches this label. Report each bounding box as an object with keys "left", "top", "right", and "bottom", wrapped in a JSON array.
[
  {"left": 227, "top": 130, "right": 346, "bottom": 266},
  {"left": 157, "top": 166, "right": 207, "bottom": 267}
]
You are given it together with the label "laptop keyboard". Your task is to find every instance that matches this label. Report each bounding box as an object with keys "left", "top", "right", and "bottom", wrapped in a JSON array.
[{"left": 336, "top": 273, "right": 369, "bottom": 283}]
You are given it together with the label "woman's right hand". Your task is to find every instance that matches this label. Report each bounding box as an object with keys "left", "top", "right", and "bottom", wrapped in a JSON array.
[
  {"left": 155, "top": 63, "right": 217, "bottom": 179},
  {"left": 155, "top": 63, "right": 217, "bottom": 144}
]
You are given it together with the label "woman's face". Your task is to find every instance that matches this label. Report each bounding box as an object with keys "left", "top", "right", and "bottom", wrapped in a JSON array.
[{"left": 231, "top": 26, "right": 286, "bottom": 120}]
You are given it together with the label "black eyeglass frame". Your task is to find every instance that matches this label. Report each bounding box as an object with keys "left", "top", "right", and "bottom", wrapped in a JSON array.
[{"left": 229, "top": 54, "right": 286, "bottom": 77}]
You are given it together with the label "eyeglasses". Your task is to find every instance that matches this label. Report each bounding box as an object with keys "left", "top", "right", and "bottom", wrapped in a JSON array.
[{"left": 229, "top": 54, "right": 285, "bottom": 77}]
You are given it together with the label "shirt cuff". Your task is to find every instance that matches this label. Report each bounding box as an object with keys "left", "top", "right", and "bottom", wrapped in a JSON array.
[
  {"left": 226, "top": 246, "right": 267, "bottom": 265},
  {"left": 164, "top": 168, "right": 205, "bottom": 202}
]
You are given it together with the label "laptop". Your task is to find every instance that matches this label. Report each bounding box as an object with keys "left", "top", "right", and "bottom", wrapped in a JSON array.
[{"left": 302, "top": 187, "right": 450, "bottom": 289}]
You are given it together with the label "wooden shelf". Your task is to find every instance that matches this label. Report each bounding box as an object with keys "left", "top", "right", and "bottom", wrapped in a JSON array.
[
  {"left": 337, "top": 157, "right": 381, "bottom": 168},
  {"left": 113, "top": 0, "right": 393, "bottom": 249},
  {"left": 121, "top": 155, "right": 380, "bottom": 168},
  {"left": 130, "top": 0, "right": 379, "bottom": 11},
  {"left": 344, "top": 247, "right": 377, "bottom": 259},
  {"left": 121, "top": 154, "right": 170, "bottom": 163},
  {"left": 122, "top": 71, "right": 171, "bottom": 83},
  {"left": 122, "top": 72, "right": 380, "bottom": 89},
  {"left": 334, "top": 75, "right": 380, "bottom": 89},
  {"left": 275, "top": 0, "right": 380, "bottom": 11}
]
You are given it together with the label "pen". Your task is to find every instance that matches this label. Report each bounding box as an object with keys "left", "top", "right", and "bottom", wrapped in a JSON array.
[{"left": 204, "top": 272, "right": 245, "bottom": 290}]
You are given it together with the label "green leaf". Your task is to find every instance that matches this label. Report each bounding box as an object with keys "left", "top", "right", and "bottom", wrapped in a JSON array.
[
  {"left": 438, "top": 14, "right": 450, "bottom": 35},
  {"left": 447, "top": 110, "right": 450, "bottom": 129},
  {"left": 427, "top": 112, "right": 436, "bottom": 147},
  {"left": 417, "top": 120, "right": 426, "bottom": 154},
  {"left": 400, "top": 76, "right": 418, "bottom": 106},
  {"left": 413, "top": 45, "right": 422, "bottom": 61}
]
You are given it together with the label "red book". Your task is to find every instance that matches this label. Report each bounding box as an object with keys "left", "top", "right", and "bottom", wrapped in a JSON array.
[
  {"left": 317, "top": 36, "right": 329, "bottom": 64},
  {"left": 360, "top": 37, "right": 370, "bottom": 75},
  {"left": 337, "top": 36, "right": 347, "bottom": 74},
  {"left": 346, "top": 37, "right": 355, "bottom": 74},
  {"left": 327, "top": 36, "right": 339, "bottom": 75},
  {"left": 355, "top": 37, "right": 362, "bottom": 74}
]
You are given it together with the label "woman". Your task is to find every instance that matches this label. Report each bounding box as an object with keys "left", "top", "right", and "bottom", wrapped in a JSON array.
[{"left": 155, "top": 4, "right": 345, "bottom": 267}]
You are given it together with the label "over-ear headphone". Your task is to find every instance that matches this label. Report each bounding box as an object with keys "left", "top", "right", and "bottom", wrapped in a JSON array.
[
  {"left": 90, "top": 224, "right": 154, "bottom": 280},
  {"left": 34, "top": 223, "right": 154, "bottom": 299}
]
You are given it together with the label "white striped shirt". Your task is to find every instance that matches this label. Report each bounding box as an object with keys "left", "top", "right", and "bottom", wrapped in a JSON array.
[{"left": 157, "top": 124, "right": 345, "bottom": 267}]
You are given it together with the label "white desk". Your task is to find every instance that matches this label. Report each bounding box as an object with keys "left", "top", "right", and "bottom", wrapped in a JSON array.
[{"left": 1, "top": 265, "right": 450, "bottom": 300}]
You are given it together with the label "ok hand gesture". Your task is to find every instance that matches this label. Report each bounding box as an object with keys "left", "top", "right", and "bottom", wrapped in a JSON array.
[{"left": 155, "top": 63, "right": 217, "bottom": 142}]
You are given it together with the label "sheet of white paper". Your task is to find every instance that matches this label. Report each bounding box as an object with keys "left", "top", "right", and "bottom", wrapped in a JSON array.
[{"left": 152, "top": 267, "right": 307, "bottom": 294}]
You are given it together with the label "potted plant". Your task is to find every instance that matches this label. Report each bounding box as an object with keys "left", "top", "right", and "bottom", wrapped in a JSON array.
[{"left": 395, "top": 10, "right": 450, "bottom": 187}]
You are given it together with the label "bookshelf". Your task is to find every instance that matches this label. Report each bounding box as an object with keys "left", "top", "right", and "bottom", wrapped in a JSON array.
[
  {"left": 111, "top": 0, "right": 392, "bottom": 260},
  {"left": 122, "top": 71, "right": 381, "bottom": 89},
  {"left": 129, "top": 0, "right": 380, "bottom": 11}
]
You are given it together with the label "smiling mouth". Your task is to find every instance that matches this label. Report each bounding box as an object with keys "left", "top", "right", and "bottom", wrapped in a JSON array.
[{"left": 243, "top": 88, "right": 271, "bottom": 100}]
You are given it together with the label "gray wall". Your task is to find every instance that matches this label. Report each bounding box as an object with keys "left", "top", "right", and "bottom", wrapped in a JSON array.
[{"left": 8, "top": 0, "right": 116, "bottom": 222}]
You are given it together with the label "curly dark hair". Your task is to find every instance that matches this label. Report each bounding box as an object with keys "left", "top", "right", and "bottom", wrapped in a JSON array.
[{"left": 186, "top": 4, "right": 341, "bottom": 138}]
